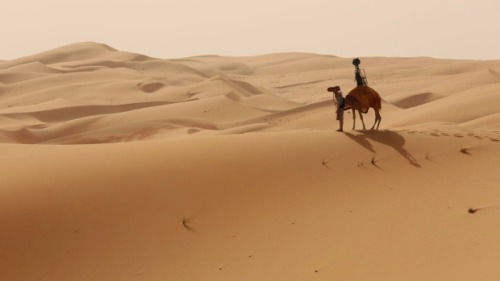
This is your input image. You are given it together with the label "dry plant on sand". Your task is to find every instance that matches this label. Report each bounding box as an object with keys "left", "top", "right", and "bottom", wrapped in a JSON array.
[
  {"left": 468, "top": 208, "right": 478, "bottom": 214},
  {"left": 182, "top": 218, "right": 194, "bottom": 231},
  {"left": 460, "top": 146, "right": 472, "bottom": 155},
  {"left": 322, "top": 157, "right": 330, "bottom": 169}
]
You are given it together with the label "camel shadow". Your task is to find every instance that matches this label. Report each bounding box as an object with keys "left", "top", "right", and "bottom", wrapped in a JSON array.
[
  {"left": 344, "top": 131, "right": 376, "bottom": 154},
  {"left": 344, "top": 130, "right": 421, "bottom": 168}
]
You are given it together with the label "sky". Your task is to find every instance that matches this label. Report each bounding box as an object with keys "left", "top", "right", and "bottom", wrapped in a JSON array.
[{"left": 1, "top": 0, "right": 500, "bottom": 60}]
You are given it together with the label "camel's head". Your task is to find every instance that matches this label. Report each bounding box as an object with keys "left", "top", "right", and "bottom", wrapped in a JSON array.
[{"left": 327, "top": 86, "right": 340, "bottom": 93}]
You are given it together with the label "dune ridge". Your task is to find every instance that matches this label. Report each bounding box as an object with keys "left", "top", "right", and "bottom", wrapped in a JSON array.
[
  {"left": 1, "top": 42, "right": 500, "bottom": 281},
  {"left": 1, "top": 43, "right": 499, "bottom": 143}
]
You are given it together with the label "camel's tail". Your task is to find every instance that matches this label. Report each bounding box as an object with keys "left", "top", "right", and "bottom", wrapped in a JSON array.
[
  {"left": 370, "top": 88, "right": 382, "bottom": 110},
  {"left": 374, "top": 97, "right": 382, "bottom": 111}
]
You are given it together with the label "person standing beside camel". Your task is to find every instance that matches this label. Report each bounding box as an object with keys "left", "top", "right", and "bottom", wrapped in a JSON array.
[{"left": 327, "top": 86, "right": 345, "bottom": 132}]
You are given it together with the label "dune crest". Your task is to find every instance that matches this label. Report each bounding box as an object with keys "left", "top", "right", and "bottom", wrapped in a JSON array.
[{"left": 1, "top": 42, "right": 500, "bottom": 144}]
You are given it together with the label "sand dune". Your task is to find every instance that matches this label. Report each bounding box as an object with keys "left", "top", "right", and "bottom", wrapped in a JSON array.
[{"left": 1, "top": 42, "right": 500, "bottom": 281}]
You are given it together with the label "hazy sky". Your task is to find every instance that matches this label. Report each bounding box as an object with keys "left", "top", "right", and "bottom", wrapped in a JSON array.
[{"left": 2, "top": 0, "right": 500, "bottom": 60}]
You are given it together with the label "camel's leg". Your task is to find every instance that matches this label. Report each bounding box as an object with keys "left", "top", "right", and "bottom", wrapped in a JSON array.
[
  {"left": 377, "top": 109, "right": 382, "bottom": 130},
  {"left": 371, "top": 108, "right": 382, "bottom": 130},
  {"left": 351, "top": 108, "right": 356, "bottom": 130},
  {"left": 358, "top": 109, "right": 366, "bottom": 130}
]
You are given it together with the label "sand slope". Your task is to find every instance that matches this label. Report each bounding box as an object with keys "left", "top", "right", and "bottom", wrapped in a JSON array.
[{"left": 1, "top": 42, "right": 500, "bottom": 281}]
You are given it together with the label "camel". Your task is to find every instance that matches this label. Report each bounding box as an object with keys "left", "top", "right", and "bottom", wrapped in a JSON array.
[{"left": 344, "top": 86, "right": 382, "bottom": 130}]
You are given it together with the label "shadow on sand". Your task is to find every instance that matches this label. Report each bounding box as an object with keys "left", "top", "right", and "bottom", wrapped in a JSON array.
[{"left": 344, "top": 130, "right": 421, "bottom": 168}]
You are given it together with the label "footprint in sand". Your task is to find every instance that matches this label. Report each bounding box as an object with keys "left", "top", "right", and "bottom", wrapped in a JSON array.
[
  {"left": 430, "top": 132, "right": 440, "bottom": 137},
  {"left": 474, "top": 135, "right": 484, "bottom": 139},
  {"left": 488, "top": 137, "right": 499, "bottom": 142},
  {"left": 453, "top": 134, "right": 464, "bottom": 138},
  {"left": 440, "top": 132, "right": 450, "bottom": 136}
]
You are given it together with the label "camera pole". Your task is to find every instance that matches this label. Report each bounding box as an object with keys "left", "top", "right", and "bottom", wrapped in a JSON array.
[{"left": 352, "top": 58, "right": 368, "bottom": 86}]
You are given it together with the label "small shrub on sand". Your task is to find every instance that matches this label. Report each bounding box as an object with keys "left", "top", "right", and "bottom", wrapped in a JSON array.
[{"left": 460, "top": 146, "right": 471, "bottom": 155}]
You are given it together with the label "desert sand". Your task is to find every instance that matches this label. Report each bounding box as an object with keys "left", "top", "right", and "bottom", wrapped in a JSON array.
[{"left": 1, "top": 42, "right": 500, "bottom": 281}]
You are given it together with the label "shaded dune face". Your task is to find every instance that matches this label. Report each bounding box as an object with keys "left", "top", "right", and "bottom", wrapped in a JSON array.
[{"left": 139, "top": 82, "right": 164, "bottom": 93}]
